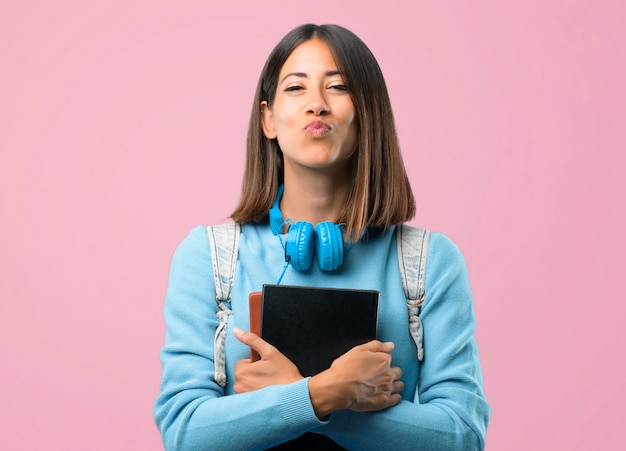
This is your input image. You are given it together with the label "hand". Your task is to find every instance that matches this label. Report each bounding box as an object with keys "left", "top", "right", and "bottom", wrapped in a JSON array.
[
  {"left": 309, "top": 340, "right": 404, "bottom": 418},
  {"left": 233, "top": 327, "right": 303, "bottom": 393}
]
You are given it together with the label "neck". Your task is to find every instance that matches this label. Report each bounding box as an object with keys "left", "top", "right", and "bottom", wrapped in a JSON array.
[{"left": 280, "top": 173, "right": 351, "bottom": 227}]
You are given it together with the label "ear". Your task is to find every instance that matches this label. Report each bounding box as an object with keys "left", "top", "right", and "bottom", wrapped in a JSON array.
[{"left": 261, "top": 101, "right": 277, "bottom": 139}]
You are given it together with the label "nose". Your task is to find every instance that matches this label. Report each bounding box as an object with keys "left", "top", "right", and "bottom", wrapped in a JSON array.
[{"left": 307, "top": 88, "right": 329, "bottom": 115}]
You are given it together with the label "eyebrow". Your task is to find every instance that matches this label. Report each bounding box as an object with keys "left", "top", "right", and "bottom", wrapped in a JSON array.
[{"left": 279, "top": 70, "right": 343, "bottom": 85}]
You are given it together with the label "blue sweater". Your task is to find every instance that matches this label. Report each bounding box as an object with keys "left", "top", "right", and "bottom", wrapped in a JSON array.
[{"left": 154, "top": 223, "right": 490, "bottom": 450}]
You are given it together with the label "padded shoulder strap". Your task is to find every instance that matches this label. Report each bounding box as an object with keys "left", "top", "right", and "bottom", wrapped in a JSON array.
[
  {"left": 396, "top": 224, "right": 430, "bottom": 361},
  {"left": 207, "top": 222, "right": 240, "bottom": 388}
]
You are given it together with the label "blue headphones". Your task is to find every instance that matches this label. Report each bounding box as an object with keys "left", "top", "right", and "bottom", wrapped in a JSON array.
[{"left": 269, "top": 184, "right": 345, "bottom": 272}]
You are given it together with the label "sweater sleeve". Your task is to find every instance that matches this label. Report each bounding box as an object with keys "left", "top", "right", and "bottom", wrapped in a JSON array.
[
  {"left": 320, "top": 233, "right": 491, "bottom": 450},
  {"left": 153, "top": 226, "right": 325, "bottom": 451}
]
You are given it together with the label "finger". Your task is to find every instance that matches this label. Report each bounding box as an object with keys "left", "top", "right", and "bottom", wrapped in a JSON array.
[
  {"left": 358, "top": 340, "right": 395, "bottom": 353},
  {"left": 388, "top": 393, "right": 402, "bottom": 407},
  {"left": 392, "top": 380, "right": 404, "bottom": 394},
  {"left": 233, "top": 327, "right": 277, "bottom": 358},
  {"left": 233, "top": 326, "right": 260, "bottom": 345},
  {"left": 391, "top": 366, "right": 403, "bottom": 380}
]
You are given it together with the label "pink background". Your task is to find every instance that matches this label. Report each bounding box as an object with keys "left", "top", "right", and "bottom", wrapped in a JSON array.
[{"left": 1, "top": 1, "right": 625, "bottom": 449}]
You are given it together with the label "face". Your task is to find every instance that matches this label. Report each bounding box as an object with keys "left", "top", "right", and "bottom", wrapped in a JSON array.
[{"left": 262, "top": 39, "right": 358, "bottom": 176}]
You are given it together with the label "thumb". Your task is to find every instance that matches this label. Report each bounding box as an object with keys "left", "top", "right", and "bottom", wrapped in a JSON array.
[
  {"left": 360, "top": 340, "right": 395, "bottom": 353},
  {"left": 233, "top": 327, "right": 276, "bottom": 358}
]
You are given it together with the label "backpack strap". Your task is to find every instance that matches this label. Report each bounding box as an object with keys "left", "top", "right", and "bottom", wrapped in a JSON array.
[
  {"left": 396, "top": 224, "right": 430, "bottom": 361},
  {"left": 207, "top": 222, "right": 240, "bottom": 388}
]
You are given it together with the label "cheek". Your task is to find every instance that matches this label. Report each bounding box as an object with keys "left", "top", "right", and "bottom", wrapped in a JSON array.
[
  {"left": 272, "top": 109, "right": 299, "bottom": 137},
  {"left": 273, "top": 118, "right": 296, "bottom": 147},
  {"left": 341, "top": 105, "right": 357, "bottom": 133},
  {"left": 273, "top": 117, "right": 297, "bottom": 151}
]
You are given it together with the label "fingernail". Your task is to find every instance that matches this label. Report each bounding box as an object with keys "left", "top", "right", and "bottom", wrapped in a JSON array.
[{"left": 233, "top": 327, "right": 244, "bottom": 338}]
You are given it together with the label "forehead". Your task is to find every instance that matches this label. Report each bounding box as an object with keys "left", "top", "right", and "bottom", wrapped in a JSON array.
[{"left": 279, "top": 39, "right": 338, "bottom": 78}]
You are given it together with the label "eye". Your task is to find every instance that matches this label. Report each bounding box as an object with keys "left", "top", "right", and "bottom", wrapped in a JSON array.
[
  {"left": 329, "top": 83, "right": 348, "bottom": 92},
  {"left": 284, "top": 85, "right": 304, "bottom": 92}
]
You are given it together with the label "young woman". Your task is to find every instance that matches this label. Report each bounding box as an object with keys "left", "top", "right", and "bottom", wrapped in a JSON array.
[{"left": 154, "top": 24, "right": 490, "bottom": 450}]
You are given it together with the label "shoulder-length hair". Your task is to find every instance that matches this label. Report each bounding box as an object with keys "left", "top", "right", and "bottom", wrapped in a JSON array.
[{"left": 231, "top": 23, "right": 415, "bottom": 239}]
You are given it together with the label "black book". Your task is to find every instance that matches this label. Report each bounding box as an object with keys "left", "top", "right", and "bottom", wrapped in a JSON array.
[{"left": 260, "top": 284, "right": 379, "bottom": 377}]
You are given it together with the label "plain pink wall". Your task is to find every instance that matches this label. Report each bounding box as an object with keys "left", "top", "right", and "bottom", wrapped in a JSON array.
[{"left": 1, "top": 1, "right": 624, "bottom": 449}]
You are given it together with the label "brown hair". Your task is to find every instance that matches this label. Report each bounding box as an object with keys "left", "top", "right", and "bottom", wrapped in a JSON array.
[{"left": 231, "top": 24, "right": 415, "bottom": 239}]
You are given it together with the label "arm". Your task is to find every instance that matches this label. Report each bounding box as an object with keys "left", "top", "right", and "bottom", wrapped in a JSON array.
[
  {"left": 319, "top": 233, "right": 491, "bottom": 450},
  {"left": 153, "top": 227, "right": 325, "bottom": 450},
  {"left": 233, "top": 328, "right": 404, "bottom": 417}
]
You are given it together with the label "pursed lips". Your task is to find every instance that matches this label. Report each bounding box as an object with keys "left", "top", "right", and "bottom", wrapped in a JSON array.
[{"left": 304, "top": 120, "right": 332, "bottom": 138}]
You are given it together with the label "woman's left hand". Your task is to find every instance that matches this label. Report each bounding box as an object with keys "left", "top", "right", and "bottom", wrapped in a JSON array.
[{"left": 233, "top": 327, "right": 303, "bottom": 393}]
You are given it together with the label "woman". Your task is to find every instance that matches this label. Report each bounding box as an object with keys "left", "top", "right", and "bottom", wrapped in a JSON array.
[{"left": 154, "top": 24, "right": 490, "bottom": 450}]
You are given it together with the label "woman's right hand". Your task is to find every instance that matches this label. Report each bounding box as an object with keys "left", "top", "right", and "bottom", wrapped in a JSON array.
[{"left": 308, "top": 340, "right": 404, "bottom": 419}]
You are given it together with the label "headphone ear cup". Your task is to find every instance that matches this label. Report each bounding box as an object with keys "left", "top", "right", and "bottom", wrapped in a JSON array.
[
  {"left": 315, "top": 222, "right": 344, "bottom": 271},
  {"left": 285, "top": 221, "right": 315, "bottom": 271}
]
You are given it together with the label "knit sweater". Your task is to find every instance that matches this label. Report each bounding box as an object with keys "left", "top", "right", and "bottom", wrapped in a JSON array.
[{"left": 154, "top": 223, "right": 491, "bottom": 450}]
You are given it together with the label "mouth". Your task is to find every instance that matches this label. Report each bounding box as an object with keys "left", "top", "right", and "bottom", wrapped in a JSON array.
[{"left": 304, "top": 120, "right": 332, "bottom": 138}]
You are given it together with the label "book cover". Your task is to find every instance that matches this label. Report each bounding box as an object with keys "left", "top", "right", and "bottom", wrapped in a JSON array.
[{"left": 254, "top": 284, "right": 379, "bottom": 377}]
